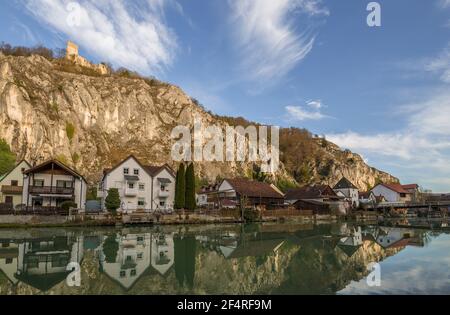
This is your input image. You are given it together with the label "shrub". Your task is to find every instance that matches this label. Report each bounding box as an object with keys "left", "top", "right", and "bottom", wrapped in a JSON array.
[
  {"left": 66, "top": 122, "right": 75, "bottom": 141},
  {"left": 243, "top": 208, "right": 259, "bottom": 222},
  {"left": 60, "top": 201, "right": 77, "bottom": 211},
  {"left": 105, "top": 188, "right": 121, "bottom": 214},
  {"left": 0, "top": 139, "right": 16, "bottom": 175}
]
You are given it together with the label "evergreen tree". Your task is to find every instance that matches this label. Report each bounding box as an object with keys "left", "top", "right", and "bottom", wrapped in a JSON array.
[
  {"left": 105, "top": 188, "right": 120, "bottom": 214},
  {"left": 175, "top": 163, "right": 186, "bottom": 209},
  {"left": 185, "top": 163, "right": 196, "bottom": 211}
]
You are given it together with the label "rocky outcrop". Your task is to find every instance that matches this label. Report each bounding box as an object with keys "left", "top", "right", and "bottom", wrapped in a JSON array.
[{"left": 0, "top": 53, "right": 398, "bottom": 189}]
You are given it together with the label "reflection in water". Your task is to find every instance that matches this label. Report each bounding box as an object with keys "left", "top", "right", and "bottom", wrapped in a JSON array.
[{"left": 0, "top": 221, "right": 446, "bottom": 294}]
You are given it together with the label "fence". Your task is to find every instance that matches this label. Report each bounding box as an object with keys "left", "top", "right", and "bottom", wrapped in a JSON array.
[
  {"left": 264, "top": 209, "right": 314, "bottom": 217},
  {"left": 0, "top": 206, "right": 78, "bottom": 216}
]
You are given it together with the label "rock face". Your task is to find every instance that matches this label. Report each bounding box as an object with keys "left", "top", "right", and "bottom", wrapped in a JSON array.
[{"left": 0, "top": 53, "right": 398, "bottom": 189}]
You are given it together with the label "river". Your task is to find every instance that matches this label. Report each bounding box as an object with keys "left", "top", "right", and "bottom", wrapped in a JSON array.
[{"left": 0, "top": 221, "right": 448, "bottom": 295}]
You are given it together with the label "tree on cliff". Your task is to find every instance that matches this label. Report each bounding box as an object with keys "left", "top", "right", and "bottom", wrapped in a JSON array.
[
  {"left": 0, "top": 139, "right": 16, "bottom": 175},
  {"left": 175, "top": 163, "right": 185, "bottom": 209},
  {"left": 105, "top": 188, "right": 120, "bottom": 215},
  {"left": 185, "top": 163, "right": 196, "bottom": 211}
]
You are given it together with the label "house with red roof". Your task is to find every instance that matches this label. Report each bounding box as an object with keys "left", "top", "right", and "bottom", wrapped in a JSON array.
[{"left": 371, "top": 183, "right": 416, "bottom": 203}]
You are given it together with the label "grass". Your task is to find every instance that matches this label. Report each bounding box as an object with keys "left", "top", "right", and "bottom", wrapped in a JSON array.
[{"left": 66, "top": 122, "right": 75, "bottom": 141}]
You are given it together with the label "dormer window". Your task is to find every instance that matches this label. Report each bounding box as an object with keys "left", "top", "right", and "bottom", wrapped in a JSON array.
[
  {"left": 123, "top": 168, "right": 129, "bottom": 175},
  {"left": 134, "top": 169, "right": 139, "bottom": 175}
]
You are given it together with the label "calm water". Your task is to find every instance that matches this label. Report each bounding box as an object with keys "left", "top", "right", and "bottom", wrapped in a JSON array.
[{"left": 0, "top": 221, "right": 449, "bottom": 295}]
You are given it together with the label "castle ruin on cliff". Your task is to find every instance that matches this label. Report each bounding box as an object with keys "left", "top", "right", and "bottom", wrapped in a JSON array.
[{"left": 65, "top": 41, "right": 108, "bottom": 75}]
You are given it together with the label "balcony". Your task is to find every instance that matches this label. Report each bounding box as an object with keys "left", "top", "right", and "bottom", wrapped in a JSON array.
[
  {"left": 1, "top": 185, "right": 23, "bottom": 195},
  {"left": 124, "top": 187, "right": 138, "bottom": 196},
  {"left": 29, "top": 186, "right": 74, "bottom": 195},
  {"left": 158, "top": 190, "right": 170, "bottom": 198}
]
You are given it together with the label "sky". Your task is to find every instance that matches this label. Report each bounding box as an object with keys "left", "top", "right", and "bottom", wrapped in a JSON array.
[{"left": 1, "top": 0, "right": 450, "bottom": 192}]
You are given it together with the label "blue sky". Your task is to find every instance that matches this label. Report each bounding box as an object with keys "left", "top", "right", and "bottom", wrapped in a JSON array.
[{"left": 1, "top": 0, "right": 450, "bottom": 191}]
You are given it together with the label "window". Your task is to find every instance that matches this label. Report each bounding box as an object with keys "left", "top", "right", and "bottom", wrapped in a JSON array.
[
  {"left": 139, "top": 183, "right": 145, "bottom": 190},
  {"left": 160, "top": 184, "right": 166, "bottom": 191},
  {"left": 137, "top": 236, "right": 144, "bottom": 242},
  {"left": 34, "top": 179, "right": 44, "bottom": 187},
  {"left": 123, "top": 168, "right": 129, "bottom": 175},
  {"left": 134, "top": 169, "right": 139, "bottom": 175},
  {"left": 1, "top": 243, "right": 9, "bottom": 248},
  {"left": 11, "top": 180, "right": 18, "bottom": 186},
  {"left": 137, "top": 253, "right": 143, "bottom": 259},
  {"left": 56, "top": 180, "right": 73, "bottom": 188},
  {"left": 159, "top": 201, "right": 165, "bottom": 207},
  {"left": 128, "top": 183, "right": 134, "bottom": 189},
  {"left": 130, "top": 269, "right": 137, "bottom": 277},
  {"left": 120, "top": 271, "right": 126, "bottom": 278},
  {"left": 138, "top": 198, "right": 145, "bottom": 206},
  {"left": 5, "top": 258, "right": 12, "bottom": 265}
]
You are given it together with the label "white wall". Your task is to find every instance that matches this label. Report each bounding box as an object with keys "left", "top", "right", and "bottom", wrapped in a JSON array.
[
  {"left": 101, "top": 158, "right": 152, "bottom": 211},
  {"left": 372, "top": 185, "right": 400, "bottom": 203}
]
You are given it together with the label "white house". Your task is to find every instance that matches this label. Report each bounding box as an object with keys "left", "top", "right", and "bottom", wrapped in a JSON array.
[
  {"left": 359, "top": 191, "right": 376, "bottom": 203},
  {"left": 0, "top": 160, "right": 31, "bottom": 208},
  {"left": 333, "top": 177, "right": 359, "bottom": 208},
  {"left": 22, "top": 160, "right": 87, "bottom": 211},
  {"left": 98, "top": 155, "right": 175, "bottom": 212},
  {"left": 371, "top": 183, "right": 413, "bottom": 203}
]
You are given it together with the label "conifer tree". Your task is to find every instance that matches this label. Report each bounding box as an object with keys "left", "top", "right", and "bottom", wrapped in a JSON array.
[
  {"left": 175, "top": 163, "right": 186, "bottom": 209},
  {"left": 185, "top": 163, "right": 196, "bottom": 211}
]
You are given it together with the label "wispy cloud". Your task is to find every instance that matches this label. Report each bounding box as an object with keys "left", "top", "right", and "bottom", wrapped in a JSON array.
[
  {"left": 327, "top": 90, "right": 450, "bottom": 189},
  {"left": 425, "top": 45, "right": 450, "bottom": 83},
  {"left": 285, "top": 99, "right": 330, "bottom": 121},
  {"left": 22, "top": 0, "right": 179, "bottom": 75},
  {"left": 229, "top": 0, "right": 328, "bottom": 83}
]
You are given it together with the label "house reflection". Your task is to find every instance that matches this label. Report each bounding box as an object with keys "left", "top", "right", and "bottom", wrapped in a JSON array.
[
  {"left": 0, "top": 236, "right": 84, "bottom": 291},
  {"left": 151, "top": 233, "right": 174, "bottom": 276},
  {"left": 99, "top": 233, "right": 152, "bottom": 290},
  {"left": 0, "top": 241, "right": 19, "bottom": 285}
]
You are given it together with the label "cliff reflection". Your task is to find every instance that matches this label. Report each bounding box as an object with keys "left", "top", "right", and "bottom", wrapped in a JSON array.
[{"left": 0, "top": 223, "right": 434, "bottom": 295}]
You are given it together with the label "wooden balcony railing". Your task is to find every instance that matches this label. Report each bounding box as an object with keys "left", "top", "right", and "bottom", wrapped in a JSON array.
[
  {"left": 29, "top": 186, "right": 74, "bottom": 195},
  {"left": 1, "top": 185, "right": 23, "bottom": 194}
]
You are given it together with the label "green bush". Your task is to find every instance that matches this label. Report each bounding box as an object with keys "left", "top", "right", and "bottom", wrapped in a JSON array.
[
  {"left": 243, "top": 208, "right": 259, "bottom": 222},
  {"left": 0, "top": 139, "right": 16, "bottom": 175},
  {"left": 66, "top": 123, "right": 75, "bottom": 141},
  {"left": 60, "top": 201, "right": 77, "bottom": 211},
  {"left": 105, "top": 188, "right": 121, "bottom": 214}
]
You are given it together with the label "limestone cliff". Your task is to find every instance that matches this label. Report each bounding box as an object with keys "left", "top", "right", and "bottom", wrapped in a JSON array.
[{"left": 0, "top": 53, "right": 398, "bottom": 189}]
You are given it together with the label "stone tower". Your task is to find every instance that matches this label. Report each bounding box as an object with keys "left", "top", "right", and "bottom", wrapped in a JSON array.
[{"left": 66, "top": 41, "right": 79, "bottom": 58}]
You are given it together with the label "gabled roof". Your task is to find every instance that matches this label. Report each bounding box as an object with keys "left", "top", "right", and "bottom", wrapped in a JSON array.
[
  {"left": 102, "top": 155, "right": 175, "bottom": 180},
  {"left": 377, "top": 183, "right": 410, "bottom": 194},
  {"left": 0, "top": 160, "right": 31, "bottom": 183},
  {"left": 402, "top": 184, "right": 419, "bottom": 190},
  {"left": 285, "top": 184, "right": 337, "bottom": 200},
  {"left": 23, "top": 159, "right": 86, "bottom": 182},
  {"left": 333, "top": 177, "right": 357, "bottom": 190},
  {"left": 359, "top": 191, "right": 375, "bottom": 199},
  {"left": 222, "top": 178, "right": 284, "bottom": 199}
]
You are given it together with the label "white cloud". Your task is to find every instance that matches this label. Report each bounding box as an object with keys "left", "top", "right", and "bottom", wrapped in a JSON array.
[
  {"left": 439, "top": 0, "right": 450, "bottom": 8},
  {"left": 285, "top": 104, "right": 328, "bottom": 121},
  {"left": 327, "top": 90, "right": 450, "bottom": 190},
  {"left": 425, "top": 45, "right": 450, "bottom": 83},
  {"left": 306, "top": 99, "right": 323, "bottom": 109},
  {"left": 229, "top": 0, "right": 328, "bottom": 82},
  {"left": 23, "top": 0, "right": 179, "bottom": 74}
]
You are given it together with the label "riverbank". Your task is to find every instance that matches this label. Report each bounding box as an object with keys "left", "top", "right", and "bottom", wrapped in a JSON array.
[{"left": 0, "top": 210, "right": 383, "bottom": 229}]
